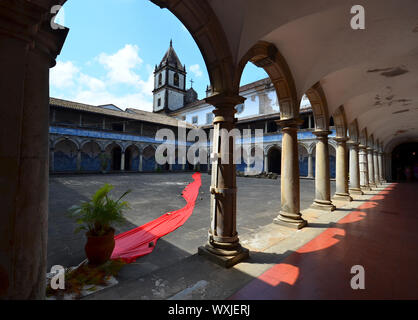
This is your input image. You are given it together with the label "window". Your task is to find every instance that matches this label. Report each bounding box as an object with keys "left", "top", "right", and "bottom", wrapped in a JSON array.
[
  {"left": 158, "top": 73, "right": 162, "bottom": 86},
  {"left": 157, "top": 98, "right": 161, "bottom": 107},
  {"left": 236, "top": 103, "right": 244, "bottom": 114},
  {"left": 206, "top": 112, "right": 214, "bottom": 124},
  {"left": 174, "top": 73, "right": 179, "bottom": 87},
  {"left": 192, "top": 116, "right": 198, "bottom": 124}
]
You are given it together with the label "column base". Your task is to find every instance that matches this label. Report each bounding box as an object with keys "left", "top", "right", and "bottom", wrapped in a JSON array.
[
  {"left": 369, "top": 183, "right": 377, "bottom": 188},
  {"left": 361, "top": 186, "right": 372, "bottom": 191},
  {"left": 349, "top": 188, "right": 364, "bottom": 195},
  {"left": 332, "top": 193, "right": 353, "bottom": 202},
  {"left": 198, "top": 244, "right": 249, "bottom": 268},
  {"left": 311, "top": 200, "right": 336, "bottom": 211},
  {"left": 273, "top": 212, "right": 307, "bottom": 229}
]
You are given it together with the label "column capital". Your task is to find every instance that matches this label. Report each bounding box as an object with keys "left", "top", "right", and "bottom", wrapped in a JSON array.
[
  {"left": 275, "top": 118, "right": 304, "bottom": 130},
  {"left": 312, "top": 130, "right": 332, "bottom": 138},
  {"left": 333, "top": 137, "right": 349, "bottom": 144},
  {"left": 347, "top": 140, "right": 360, "bottom": 149},
  {"left": 205, "top": 93, "right": 245, "bottom": 108},
  {"left": 358, "top": 144, "right": 367, "bottom": 150},
  {"left": 0, "top": 1, "right": 69, "bottom": 67}
]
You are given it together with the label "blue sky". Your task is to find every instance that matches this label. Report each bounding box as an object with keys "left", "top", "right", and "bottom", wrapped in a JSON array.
[{"left": 51, "top": 0, "right": 268, "bottom": 112}]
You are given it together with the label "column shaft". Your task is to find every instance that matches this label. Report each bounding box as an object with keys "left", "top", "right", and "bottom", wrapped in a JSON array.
[
  {"left": 348, "top": 142, "right": 363, "bottom": 195},
  {"left": 367, "top": 147, "right": 376, "bottom": 187},
  {"left": 311, "top": 131, "right": 336, "bottom": 211},
  {"left": 307, "top": 153, "right": 313, "bottom": 178},
  {"left": 198, "top": 94, "right": 249, "bottom": 268},
  {"left": 333, "top": 138, "right": 352, "bottom": 201},
  {"left": 273, "top": 119, "right": 307, "bottom": 229},
  {"left": 359, "top": 145, "right": 370, "bottom": 190},
  {"left": 121, "top": 152, "right": 125, "bottom": 171},
  {"left": 374, "top": 151, "right": 380, "bottom": 185},
  {"left": 76, "top": 150, "right": 82, "bottom": 171}
]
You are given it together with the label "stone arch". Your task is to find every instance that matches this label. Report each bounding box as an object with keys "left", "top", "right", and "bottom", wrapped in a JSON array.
[
  {"left": 298, "top": 143, "right": 309, "bottom": 177},
  {"left": 305, "top": 83, "right": 331, "bottom": 132},
  {"left": 80, "top": 141, "right": 101, "bottom": 172},
  {"left": 267, "top": 144, "right": 282, "bottom": 174},
  {"left": 142, "top": 145, "right": 157, "bottom": 172},
  {"left": 359, "top": 128, "right": 369, "bottom": 147},
  {"left": 332, "top": 106, "right": 348, "bottom": 138},
  {"left": 234, "top": 41, "right": 298, "bottom": 119},
  {"left": 54, "top": 139, "right": 78, "bottom": 172},
  {"left": 125, "top": 144, "right": 140, "bottom": 171},
  {"left": 151, "top": 0, "right": 235, "bottom": 94},
  {"left": 348, "top": 119, "right": 360, "bottom": 143},
  {"left": 105, "top": 142, "right": 123, "bottom": 171},
  {"left": 53, "top": 137, "right": 79, "bottom": 150}
]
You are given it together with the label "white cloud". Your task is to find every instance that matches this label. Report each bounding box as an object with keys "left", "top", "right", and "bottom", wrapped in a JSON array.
[
  {"left": 189, "top": 64, "right": 203, "bottom": 77},
  {"left": 50, "top": 44, "right": 154, "bottom": 112},
  {"left": 50, "top": 61, "right": 79, "bottom": 88},
  {"left": 98, "top": 44, "right": 143, "bottom": 86}
]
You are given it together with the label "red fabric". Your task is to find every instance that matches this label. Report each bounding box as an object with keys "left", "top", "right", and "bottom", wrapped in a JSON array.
[{"left": 111, "top": 172, "right": 202, "bottom": 263}]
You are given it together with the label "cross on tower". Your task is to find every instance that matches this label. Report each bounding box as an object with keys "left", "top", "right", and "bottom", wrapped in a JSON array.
[{"left": 190, "top": 79, "right": 194, "bottom": 88}]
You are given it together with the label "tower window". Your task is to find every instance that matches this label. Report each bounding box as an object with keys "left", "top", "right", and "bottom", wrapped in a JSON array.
[
  {"left": 192, "top": 116, "right": 198, "bottom": 124},
  {"left": 158, "top": 98, "right": 161, "bottom": 107},
  {"left": 174, "top": 73, "right": 179, "bottom": 87},
  {"left": 158, "top": 73, "right": 162, "bottom": 86}
]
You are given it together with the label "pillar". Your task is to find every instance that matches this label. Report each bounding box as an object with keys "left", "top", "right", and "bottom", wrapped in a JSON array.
[
  {"left": 76, "top": 149, "right": 82, "bottom": 172},
  {"left": 0, "top": 4, "right": 67, "bottom": 299},
  {"left": 263, "top": 152, "right": 269, "bottom": 173},
  {"left": 378, "top": 152, "right": 385, "bottom": 182},
  {"left": 139, "top": 153, "right": 143, "bottom": 172},
  {"left": 332, "top": 138, "right": 352, "bottom": 201},
  {"left": 50, "top": 147, "right": 55, "bottom": 173},
  {"left": 359, "top": 144, "right": 370, "bottom": 191},
  {"left": 273, "top": 119, "right": 307, "bottom": 229},
  {"left": 348, "top": 142, "right": 363, "bottom": 195},
  {"left": 367, "top": 147, "right": 376, "bottom": 187},
  {"left": 307, "top": 152, "right": 314, "bottom": 178},
  {"left": 198, "top": 93, "right": 249, "bottom": 268},
  {"left": 374, "top": 150, "right": 380, "bottom": 185},
  {"left": 121, "top": 151, "right": 125, "bottom": 171},
  {"left": 311, "top": 131, "right": 336, "bottom": 211}
]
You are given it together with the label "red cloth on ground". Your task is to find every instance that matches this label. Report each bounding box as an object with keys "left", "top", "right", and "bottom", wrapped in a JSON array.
[{"left": 111, "top": 172, "right": 202, "bottom": 263}]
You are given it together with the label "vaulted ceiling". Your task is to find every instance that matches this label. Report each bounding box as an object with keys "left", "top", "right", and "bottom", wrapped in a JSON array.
[{"left": 203, "top": 0, "right": 418, "bottom": 150}]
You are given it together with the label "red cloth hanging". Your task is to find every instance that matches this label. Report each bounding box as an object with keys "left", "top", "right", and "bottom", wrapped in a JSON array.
[{"left": 111, "top": 172, "right": 202, "bottom": 263}]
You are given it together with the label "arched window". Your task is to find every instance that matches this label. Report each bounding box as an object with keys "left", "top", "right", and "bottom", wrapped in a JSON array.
[
  {"left": 158, "top": 73, "right": 162, "bottom": 86},
  {"left": 174, "top": 73, "right": 179, "bottom": 87}
]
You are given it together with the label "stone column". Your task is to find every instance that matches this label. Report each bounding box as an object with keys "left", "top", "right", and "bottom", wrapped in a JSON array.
[
  {"left": 332, "top": 138, "right": 352, "bottom": 201},
  {"left": 307, "top": 152, "right": 314, "bottom": 178},
  {"left": 311, "top": 131, "right": 336, "bottom": 211},
  {"left": 273, "top": 119, "right": 307, "bottom": 229},
  {"left": 50, "top": 147, "right": 55, "bottom": 173},
  {"left": 367, "top": 147, "right": 376, "bottom": 187},
  {"left": 374, "top": 150, "right": 380, "bottom": 185},
  {"left": 359, "top": 144, "right": 370, "bottom": 190},
  {"left": 76, "top": 149, "right": 82, "bottom": 172},
  {"left": 264, "top": 152, "right": 269, "bottom": 173},
  {"left": 378, "top": 152, "right": 384, "bottom": 182},
  {"left": 121, "top": 151, "right": 125, "bottom": 171},
  {"left": 348, "top": 142, "right": 363, "bottom": 195},
  {"left": 138, "top": 153, "right": 143, "bottom": 172},
  {"left": 0, "top": 5, "right": 67, "bottom": 299},
  {"left": 198, "top": 93, "right": 249, "bottom": 268}
]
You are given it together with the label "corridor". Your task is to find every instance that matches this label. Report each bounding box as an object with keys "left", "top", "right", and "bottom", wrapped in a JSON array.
[{"left": 231, "top": 183, "right": 418, "bottom": 299}]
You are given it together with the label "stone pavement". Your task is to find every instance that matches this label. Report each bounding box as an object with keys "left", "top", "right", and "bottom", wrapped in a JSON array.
[{"left": 81, "top": 182, "right": 405, "bottom": 299}]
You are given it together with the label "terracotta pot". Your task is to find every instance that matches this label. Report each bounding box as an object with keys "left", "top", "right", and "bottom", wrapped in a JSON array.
[{"left": 85, "top": 228, "right": 115, "bottom": 265}]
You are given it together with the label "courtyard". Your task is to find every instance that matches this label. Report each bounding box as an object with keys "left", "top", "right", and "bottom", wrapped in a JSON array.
[{"left": 47, "top": 172, "right": 334, "bottom": 296}]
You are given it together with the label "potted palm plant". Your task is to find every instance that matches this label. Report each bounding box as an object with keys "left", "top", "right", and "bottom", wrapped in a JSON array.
[{"left": 69, "top": 184, "right": 131, "bottom": 265}]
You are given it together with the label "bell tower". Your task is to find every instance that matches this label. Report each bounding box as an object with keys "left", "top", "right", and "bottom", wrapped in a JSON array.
[{"left": 153, "top": 40, "right": 187, "bottom": 113}]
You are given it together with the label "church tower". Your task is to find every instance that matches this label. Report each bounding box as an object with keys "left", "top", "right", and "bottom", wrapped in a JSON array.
[{"left": 153, "top": 40, "right": 187, "bottom": 113}]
